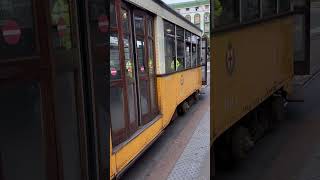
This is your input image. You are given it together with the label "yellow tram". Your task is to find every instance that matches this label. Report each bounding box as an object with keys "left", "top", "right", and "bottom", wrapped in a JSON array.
[
  {"left": 211, "top": 0, "right": 296, "bottom": 175},
  {"left": 109, "top": 0, "right": 206, "bottom": 179}
]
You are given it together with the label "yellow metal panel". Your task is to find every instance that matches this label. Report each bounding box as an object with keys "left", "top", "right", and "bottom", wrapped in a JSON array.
[{"left": 211, "top": 17, "right": 294, "bottom": 143}]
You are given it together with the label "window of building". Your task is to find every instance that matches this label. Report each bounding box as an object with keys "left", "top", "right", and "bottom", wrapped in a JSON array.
[
  {"left": 186, "top": 8, "right": 190, "bottom": 11},
  {"left": 214, "top": 0, "right": 240, "bottom": 27},
  {"left": 176, "top": 8, "right": 180, "bottom": 13},
  {"left": 204, "top": 23, "right": 210, "bottom": 33},
  {"left": 242, "top": 0, "right": 260, "bottom": 21},
  {"left": 195, "top": 6, "right": 199, "bottom": 11},
  {"left": 185, "top": 15, "right": 191, "bottom": 21},
  {"left": 205, "top": 5, "right": 209, "bottom": 9},
  {"left": 185, "top": 31, "right": 191, "bottom": 68},
  {"left": 204, "top": 12, "right": 210, "bottom": 22},
  {"left": 164, "top": 20, "right": 176, "bottom": 73},
  {"left": 263, "top": 0, "right": 277, "bottom": 16},
  {"left": 194, "top": 13, "right": 201, "bottom": 28},
  {"left": 176, "top": 26, "right": 185, "bottom": 71}
]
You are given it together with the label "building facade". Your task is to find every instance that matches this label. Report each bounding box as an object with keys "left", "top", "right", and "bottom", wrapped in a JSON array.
[{"left": 169, "top": 0, "right": 210, "bottom": 38}]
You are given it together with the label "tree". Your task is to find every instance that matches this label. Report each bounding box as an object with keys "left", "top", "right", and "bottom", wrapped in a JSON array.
[{"left": 214, "top": 0, "right": 223, "bottom": 17}]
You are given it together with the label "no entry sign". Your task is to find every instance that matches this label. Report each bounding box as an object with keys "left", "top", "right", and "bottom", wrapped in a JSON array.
[
  {"left": 2, "top": 20, "right": 21, "bottom": 45},
  {"left": 57, "top": 17, "right": 67, "bottom": 37},
  {"left": 98, "top": 15, "right": 108, "bottom": 33},
  {"left": 111, "top": 68, "right": 117, "bottom": 76}
]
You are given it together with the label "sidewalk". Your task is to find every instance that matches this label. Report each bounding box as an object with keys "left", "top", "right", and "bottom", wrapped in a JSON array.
[{"left": 167, "top": 111, "right": 210, "bottom": 180}]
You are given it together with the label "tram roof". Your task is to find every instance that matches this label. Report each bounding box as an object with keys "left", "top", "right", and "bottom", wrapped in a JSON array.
[{"left": 125, "top": 0, "right": 203, "bottom": 35}]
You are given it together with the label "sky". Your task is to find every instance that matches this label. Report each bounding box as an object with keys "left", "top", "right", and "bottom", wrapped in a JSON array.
[{"left": 162, "top": 0, "right": 194, "bottom": 4}]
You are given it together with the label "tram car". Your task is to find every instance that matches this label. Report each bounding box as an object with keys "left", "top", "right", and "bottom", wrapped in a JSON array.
[
  {"left": 110, "top": 0, "right": 206, "bottom": 179},
  {"left": 211, "top": 0, "right": 296, "bottom": 175}
]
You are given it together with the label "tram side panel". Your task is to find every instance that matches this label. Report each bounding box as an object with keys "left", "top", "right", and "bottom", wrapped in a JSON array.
[
  {"left": 157, "top": 68, "right": 202, "bottom": 128},
  {"left": 212, "top": 17, "right": 294, "bottom": 141}
]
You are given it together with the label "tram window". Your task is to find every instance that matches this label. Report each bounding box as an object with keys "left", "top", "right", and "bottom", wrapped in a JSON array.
[
  {"left": 110, "top": 0, "right": 117, "bottom": 28},
  {"left": 110, "top": 87, "right": 126, "bottom": 145},
  {"left": 122, "top": 8, "right": 138, "bottom": 135},
  {"left": 51, "top": 0, "right": 73, "bottom": 49},
  {"left": 139, "top": 80, "right": 149, "bottom": 116},
  {"left": 0, "top": 0, "right": 36, "bottom": 59},
  {"left": 263, "top": 0, "right": 277, "bottom": 16},
  {"left": 110, "top": 33, "right": 121, "bottom": 80},
  {"left": 176, "top": 26, "right": 185, "bottom": 71},
  {"left": 88, "top": 0, "right": 108, "bottom": 45},
  {"left": 185, "top": 31, "right": 191, "bottom": 68},
  {"left": 197, "top": 36, "right": 201, "bottom": 66},
  {"left": 242, "top": 0, "right": 260, "bottom": 21},
  {"left": 191, "top": 34, "right": 197, "bottom": 67},
  {"left": 0, "top": 82, "right": 45, "bottom": 180},
  {"left": 147, "top": 18, "right": 158, "bottom": 115},
  {"left": 164, "top": 20, "right": 176, "bottom": 73},
  {"left": 136, "top": 37, "right": 146, "bottom": 75},
  {"left": 279, "top": 0, "right": 291, "bottom": 13},
  {"left": 214, "top": 0, "right": 240, "bottom": 27},
  {"left": 135, "top": 16, "right": 144, "bottom": 35}
]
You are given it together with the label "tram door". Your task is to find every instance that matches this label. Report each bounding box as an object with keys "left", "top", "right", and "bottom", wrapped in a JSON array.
[{"left": 132, "top": 10, "right": 157, "bottom": 125}]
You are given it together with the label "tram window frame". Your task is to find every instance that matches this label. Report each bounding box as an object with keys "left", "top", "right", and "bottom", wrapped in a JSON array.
[
  {"left": 279, "top": 0, "right": 291, "bottom": 13},
  {"left": 191, "top": 34, "right": 197, "bottom": 67},
  {"left": 197, "top": 36, "right": 201, "bottom": 66},
  {"left": 146, "top": 17, "right": 159, "bottom": 120},
  {"left": 164, "top": 20, "right": 176, "bottom": 73},
  {"left": 176, "top": 26, "right": 185, "bottom": 71},
  {"left": 214, "top": 0, "right": 240, "bottom": 28},
  {"left": 242, "top": 0, "right": 261, "bottom": 21},
  {"left": 262, "top": 0, "right": 277, "bottom": 17},
  {"left": 213, "top": 0, "right": 293, "bottom": 32},
  {"left": 110, "top": 0, "right": 129, "bottom": 146},
  {"left": 185, "top": 31, "right": 192, "bottom": 69}
]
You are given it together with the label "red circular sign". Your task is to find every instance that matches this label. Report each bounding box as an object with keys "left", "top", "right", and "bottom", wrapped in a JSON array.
[
  {"left": 111, "top": 68, "right": 117, "bottom": 76},
  {"left": 141, "top": 66, "right": 145, "bottom": 72},
  {"left": 98, "top": 15, "right": 108, "bottom": 33},
  {"left": 57, "top": 17, "right": 67, "bottom": 37},
  {"left": 2, "top": 20, "right": 21, "bottom": 45}
]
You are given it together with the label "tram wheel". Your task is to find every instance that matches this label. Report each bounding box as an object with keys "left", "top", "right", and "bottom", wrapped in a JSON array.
[
  {"left": 194, "top": 92, "right": 200, "bottom": 102},
  {"left": 231, "top": 126, "right": 254, "bottom": 161},
  {"left": 178, "top": 101, "right": 189, "bottom": 115}
]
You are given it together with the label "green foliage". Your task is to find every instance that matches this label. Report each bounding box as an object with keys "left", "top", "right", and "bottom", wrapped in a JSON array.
[{"left": 214, "top": 0, "right": 223, "bottom": 17}]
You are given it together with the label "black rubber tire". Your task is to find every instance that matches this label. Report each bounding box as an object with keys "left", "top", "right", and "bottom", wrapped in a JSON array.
[
  {"left": 231, "top": 126, "right": 254, "bottom": 161},
  {"left": 194, "top": 92, "right": 200, "bottom": 102}
]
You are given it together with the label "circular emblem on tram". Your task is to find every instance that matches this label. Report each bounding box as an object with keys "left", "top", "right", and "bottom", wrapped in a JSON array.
[{"left": 225, "top": 42, "right": 236, "bottom": 76}]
